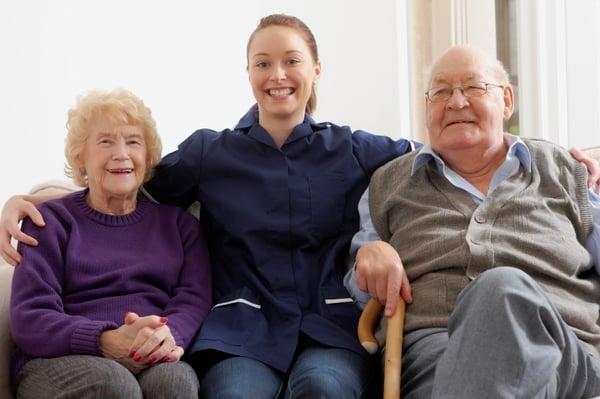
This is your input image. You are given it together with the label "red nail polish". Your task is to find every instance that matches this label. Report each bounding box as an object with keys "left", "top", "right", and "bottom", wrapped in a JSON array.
[
  {"left": 163, "top": 356, "right": 171, "bottom": 362},
  {"left": 133, "top": 354, "right": 141, "bottom": 362},
  {"left": 160, "top": 317, "right": 168, "bottom": 324},
  {"left": 148, "top": 356, "right": 156, "bottom": 364},
  {"left": 128, "top": 351, "right": 136, "bottom": 358}
]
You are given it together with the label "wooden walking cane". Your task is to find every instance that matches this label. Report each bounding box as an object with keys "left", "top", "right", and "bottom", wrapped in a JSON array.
[{"left": 358, "top": 297, "right": 406, "bottom": 399}]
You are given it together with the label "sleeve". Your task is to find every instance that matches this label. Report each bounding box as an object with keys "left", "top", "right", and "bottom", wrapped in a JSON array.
[
  {"left": 586, "top": 189, "right": 600, "bottom": 274},
  {"left": 344, "top": 189, "right": 383, "bottom": 309},
  {"left": 158, "top": 211, "right": 212, "bottom": 350},
  {"left": 143, "top": 130, "right": 207, "bottom": 209},
  {"left": 351, "top": 130, "right": 418, "bottom": 177},
  {"left": 349, "top": 188, "right": 382, "bottom": 258},
  {"left": 10, "top": 210, "right": 118, "bottom": 358}
]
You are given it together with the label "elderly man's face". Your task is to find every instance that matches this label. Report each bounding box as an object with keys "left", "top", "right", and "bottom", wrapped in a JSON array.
[{"left": 426, "top": 47, "right": 513, "bottom": 155}]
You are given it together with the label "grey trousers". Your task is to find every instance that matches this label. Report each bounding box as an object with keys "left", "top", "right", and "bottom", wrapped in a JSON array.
[
  {"left": 15, "top": 355, "right": 199, "bottom": 399},
  {"left": 397, "top": 267, "right": 600, "bottom": 399}
]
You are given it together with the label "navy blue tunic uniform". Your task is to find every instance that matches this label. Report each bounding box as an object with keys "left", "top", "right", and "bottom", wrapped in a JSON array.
[{"left": 144, "top": 109, "right": 412, "bottom": 372}]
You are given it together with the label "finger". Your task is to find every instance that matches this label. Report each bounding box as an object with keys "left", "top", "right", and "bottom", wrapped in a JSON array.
[
  {"left": 384, "top": 268, "right": 401, "bottom": 317},
  {"left": 1, "top": 241, "right": 21, "bottom": 266},
  {"left": 163, "top": 346, "right": 184, "bottom": 363},
  {"left": 354, "top": 266, "right": 367, "bottom": 292},
  {"left": 569, "top": 147, "right": 583, "bottom": 160},
  {"left": 375, "top": 277, "right": 388, "bottom": 306},
  {"left": 124, "top": 311, "right": 140, "bottom": 325},
  {"left": 26, "top": 205, "right": 46, "bottom": 227},
  {"left": 588, "top": 168, "right": 600, "bottom": 189},
  {"left": 133, "top": 326, "right": 170, "bottom": 361},
  {"left": 10, "top": 228, "right": 38, "bottom": 247},
  {"left": 147, "top": 335, "right": 177, "bottom": 364},
  {"left": 130, "top": 315, "right": 168, "bottom": 330},
  {"left": 400, "top": 272, "right": 413, "bottom": 304}
]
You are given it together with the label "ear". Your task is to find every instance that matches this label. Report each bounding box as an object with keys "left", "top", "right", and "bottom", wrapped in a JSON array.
[
  {"left": 502, "top": 84, "right": 515, "bottom": 120},
  {"left": 313, "top": 61, "right": 322, "bottom": 82}
]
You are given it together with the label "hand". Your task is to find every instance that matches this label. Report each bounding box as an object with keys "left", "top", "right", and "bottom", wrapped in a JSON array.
[
  {"left": 569, "top": 147, "right": 600, "bottom": 193},
  {"left": 99, "top": 312, "right": 167, "bottom": 374},
  {"left": 0, "top": 195, "right": 45, "bottom": 266},
  {"left": 355, "top": 240, "right": 412, "bottom": 317},
  {"left": 126, "top": 312, "right": 183, "bottom": 364}
]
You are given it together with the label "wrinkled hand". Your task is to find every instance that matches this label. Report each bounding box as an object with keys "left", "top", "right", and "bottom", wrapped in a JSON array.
[
  {"left": 570, "top": 147, "right": 600, "bottom": 193},
  {"left": 99, "top": 313, "right": 168, "bottom": 374},
  {"left": 126, "top": 312, "right": 184, "bottom": 365},
  {"left": 355, "top": 240, "right": 412, "bottom": 317},
  {"left": 0, "top": 195, "right": 44, "bottom": 266}
]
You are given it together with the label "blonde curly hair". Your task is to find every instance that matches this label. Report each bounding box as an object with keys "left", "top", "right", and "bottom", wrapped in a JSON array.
[{"left": 64, "top": 88, "right": 162, "bottom": 187}]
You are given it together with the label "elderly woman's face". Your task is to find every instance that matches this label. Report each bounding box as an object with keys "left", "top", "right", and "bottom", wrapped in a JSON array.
[{"left": 80, "top": 116, "right": 147, "bottom": 200}]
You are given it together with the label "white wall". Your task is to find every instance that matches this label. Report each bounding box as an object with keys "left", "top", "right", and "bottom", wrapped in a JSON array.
[
  {"left": 564, "top": 0, "right": 600, "bottom": 149},
  {"left": 0, "top": 1, "right": 409, "bottom": 208}
]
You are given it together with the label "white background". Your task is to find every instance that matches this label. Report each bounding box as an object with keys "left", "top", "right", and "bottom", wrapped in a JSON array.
[
  {"left": 0, "top": 0, "right": 409, "bottom": 207},
  {"left": 1, "top": 1, "right": 600, "bottom": 209}
]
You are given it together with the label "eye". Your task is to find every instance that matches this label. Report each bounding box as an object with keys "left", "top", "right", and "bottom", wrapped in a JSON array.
[
  {"left": 463, "top": 84, "right": 487, "bottom": 97},
  {"left": 255, "top": 61, "right": 269, "bottom": 68},
  {"left": 429, "top": 87, "right": 452, "bottom": 101},
  {"left": 98, "top": 138, "right": 112, "bottom": 145},
  {"left": 127, "top": 139, "right": 143, "bottom": 145},
  {"left": 287, "top": 58, "right": 301, "bottom": 65}
]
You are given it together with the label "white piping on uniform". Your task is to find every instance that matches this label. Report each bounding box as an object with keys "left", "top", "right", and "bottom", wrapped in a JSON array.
[
  {"left": 325, "top": 298, "right": 354, "bottom": 305},
  {"left": 212, "top": 298, "right": 261, "bottom": 310}
]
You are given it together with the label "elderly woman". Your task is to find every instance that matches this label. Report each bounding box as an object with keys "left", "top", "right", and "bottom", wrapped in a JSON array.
[{"left": 10, "top": 89, "right": 211, "bottom": 399}]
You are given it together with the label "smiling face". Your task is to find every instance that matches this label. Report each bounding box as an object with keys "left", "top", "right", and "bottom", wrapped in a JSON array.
[
  {"left": 80, "top": 116, "right": 147, "bottom": 210},
  {"left": 425, "top": 47, "right": 514, "bottom": 156},
  {"left": 247, "top": 25, "right": 321, "bottom": 125}
]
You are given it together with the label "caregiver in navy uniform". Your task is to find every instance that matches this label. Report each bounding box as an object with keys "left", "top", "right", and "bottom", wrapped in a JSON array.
[{"left": 142, "top": 14, "right": 412, "bottom": 399}]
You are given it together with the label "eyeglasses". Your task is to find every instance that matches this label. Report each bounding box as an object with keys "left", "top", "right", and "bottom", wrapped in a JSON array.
[{"left": 425, "top": 82, "right": 504, "bottom": 103}]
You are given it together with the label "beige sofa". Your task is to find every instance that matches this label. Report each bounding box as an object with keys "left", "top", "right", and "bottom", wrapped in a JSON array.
[{"left": 2, "top": 146, "right": 600, "bottom": 398}]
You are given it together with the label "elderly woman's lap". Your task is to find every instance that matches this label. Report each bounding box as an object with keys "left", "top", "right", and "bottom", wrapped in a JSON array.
[{"left": 15, "top": 355, "right": 198, "bottom": 399}]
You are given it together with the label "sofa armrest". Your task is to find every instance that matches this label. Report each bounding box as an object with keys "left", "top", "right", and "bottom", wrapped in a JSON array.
[{"left": 0, "top": 262, "right": 14, "bottom": 399}]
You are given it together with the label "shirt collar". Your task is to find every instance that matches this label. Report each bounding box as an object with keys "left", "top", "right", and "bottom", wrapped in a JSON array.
[
  {"left": 234, "top": 105, "right": 319, "bottom": 130},
  {"left": 411, "top": 133, "right": 532, "bottom": 176},
  {"left": 234, "top": 106, "right": 319, "bottom": 149}
]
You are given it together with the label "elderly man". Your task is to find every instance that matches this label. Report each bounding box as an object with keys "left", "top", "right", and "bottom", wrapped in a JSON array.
[{"left": 346, "top": 45, "right": 600, "bottom": 398}]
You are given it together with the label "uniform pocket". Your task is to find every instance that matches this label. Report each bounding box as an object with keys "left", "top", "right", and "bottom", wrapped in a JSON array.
[
  {"left": 308, "top": 174, "right": 346, "bottom": 240},
  {"left": 199, "top": 287, "right": 262, "bottom": 346},
  {"left": 321, "top": 285, "right": 359, "bottom": 331}
]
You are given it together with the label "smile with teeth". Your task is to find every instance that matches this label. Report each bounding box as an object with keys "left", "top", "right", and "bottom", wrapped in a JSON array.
[
  {"left": 107, "top": 168, "right": 134, "bottom": 174},
  {"left": 268, "top": 88, "right": 294, "bottom": 97}
]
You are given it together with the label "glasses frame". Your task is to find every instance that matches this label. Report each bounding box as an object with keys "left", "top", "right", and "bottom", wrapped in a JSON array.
[{"left": 425, "top": 82, "right": 505, "bottom": 103}]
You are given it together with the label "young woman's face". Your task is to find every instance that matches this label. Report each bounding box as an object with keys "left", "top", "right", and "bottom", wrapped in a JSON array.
[{"left": 247, "top": 25, "right": 320, "bottom": 124}]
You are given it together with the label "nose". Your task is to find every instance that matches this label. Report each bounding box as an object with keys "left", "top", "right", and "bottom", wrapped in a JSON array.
[
  {"left": 446, "top": 87, "right": 469, "bottom": 109},
  {"left": 270, "top": 63, "right": 286, "bottom": 81},
  {"left": 112, "top": 140, "right": 129, "bottom": 160}
]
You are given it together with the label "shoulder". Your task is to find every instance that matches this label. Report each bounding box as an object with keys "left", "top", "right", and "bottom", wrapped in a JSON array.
[
  {"left": 34, "top": 190, "right": 84, "bottom": 225},
  {"left": 373, "top": 150, "right": 416, "bottom": 181},
  {"left": 523, "top": 138, "right": 571, "bottom": 161},
  {"left": 142, "top": 197, "right": 200, "bottom": 228}
]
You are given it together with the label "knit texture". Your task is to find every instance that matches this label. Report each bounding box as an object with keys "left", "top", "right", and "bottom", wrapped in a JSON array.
[
  {"left": 369, "top": 138, "right": 600, "bottom": 355},
  {"left": 10, "top": 190, "right": 211, "bottom": 378}
]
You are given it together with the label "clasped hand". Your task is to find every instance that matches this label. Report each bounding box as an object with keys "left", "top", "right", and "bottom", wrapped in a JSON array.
[{"left": 100, "top": 312, "right": 184, "bottom": 374}]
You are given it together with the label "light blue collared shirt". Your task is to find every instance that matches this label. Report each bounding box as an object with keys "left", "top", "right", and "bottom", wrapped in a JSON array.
[{"left": 345, "top": 134, "right": 600, "bottom": 307}]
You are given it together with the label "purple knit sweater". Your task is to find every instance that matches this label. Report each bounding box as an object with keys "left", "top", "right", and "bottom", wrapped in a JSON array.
[{"left": 10, "top": 189, "right": 211, "bottom": 378}]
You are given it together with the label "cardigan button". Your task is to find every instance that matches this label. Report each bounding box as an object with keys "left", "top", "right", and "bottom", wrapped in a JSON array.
[{"left": 474, "top": 215, "right": 486, "bottom": 224}]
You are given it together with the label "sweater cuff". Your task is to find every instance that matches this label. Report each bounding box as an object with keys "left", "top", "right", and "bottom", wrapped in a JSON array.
[
  {"left": 71, "top": 321, "right": 118, "bottom": 355},
  {"left": 169, "top": 325, "right": 185, "bottom": 349}
]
